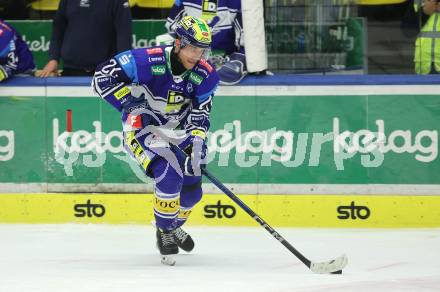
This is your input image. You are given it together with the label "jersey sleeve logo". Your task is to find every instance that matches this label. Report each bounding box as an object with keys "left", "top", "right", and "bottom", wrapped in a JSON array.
[
  {"left": 118, "top": 53, "right": 131, "bottom": 65},
  {"left": 114, "top": 86, "right": 131, "bottom": 100}
]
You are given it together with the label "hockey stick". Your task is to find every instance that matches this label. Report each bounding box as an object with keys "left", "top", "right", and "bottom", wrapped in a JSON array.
[
  {"left": 151, "top": 127, "right": 347, "bottom": 273},
  {"left": 200, "top": 166, "right": 348, "bottom": 274}
]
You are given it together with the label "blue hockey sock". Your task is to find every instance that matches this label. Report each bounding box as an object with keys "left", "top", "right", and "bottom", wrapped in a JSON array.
[{"left": 150, "top": 158, "right": 183, "bottom": 231}]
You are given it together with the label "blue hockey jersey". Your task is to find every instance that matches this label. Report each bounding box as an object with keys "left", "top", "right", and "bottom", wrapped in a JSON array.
[
  {"left": 166, "top": 0, "right": 243, "bottom": 55},
  {"left": 0, "top": 19, "right": 35, "bottom": 81},
  {"left": 93, "top": 45, "right": 219, "bottom": 137}
]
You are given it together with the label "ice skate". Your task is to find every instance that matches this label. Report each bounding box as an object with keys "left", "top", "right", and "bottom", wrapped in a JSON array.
[
  {"left": 173, "top": 227, "right": 195, "bottom": 252},
  {"left": 156, "top": 228, "right": 178, "bottom": 266}
]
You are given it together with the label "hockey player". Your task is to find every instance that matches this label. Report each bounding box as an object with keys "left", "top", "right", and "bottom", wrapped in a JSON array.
[
  {"left": 0, "top": 19, "right": 35, "bottom": 82},
  {"left": 92, "top": 16, "right": 219, "bottom": 265},
  {"left": 164, "top": 0, "right": 246, "bottom": 85}
]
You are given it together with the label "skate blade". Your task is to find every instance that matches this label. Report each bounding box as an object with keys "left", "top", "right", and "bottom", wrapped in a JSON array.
[{"left": 161, "top": 255, "right": 176, "bottom": 266}]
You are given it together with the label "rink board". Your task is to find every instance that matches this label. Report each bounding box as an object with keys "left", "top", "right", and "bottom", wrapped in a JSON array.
[
  {"left": 0, "top": 193, "right": 439, "bottom": 227},
  {"left": 1, "top": 80, "right": 440, "bottom": 192},
  {"left": 1, "top": 77, "right": 440, "bottom": 228}
]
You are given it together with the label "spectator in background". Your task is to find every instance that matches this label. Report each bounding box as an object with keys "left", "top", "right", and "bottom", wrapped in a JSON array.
[
  {"left": 408, "top": 0, "right": 440, "bottom": 74},
  {"left": 37, "top": 0, "right": 132, "bottom": 77},
  {"left": 164, "top": 0, "right": 246, "bottom": 85},
  {"left": 0, "top": 19, "right": 35, "bottom": 82}
]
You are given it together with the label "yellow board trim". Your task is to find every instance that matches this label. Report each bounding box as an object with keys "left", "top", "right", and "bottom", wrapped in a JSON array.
[
  {"left": 132, "top": 0, "right": 174, "bottom": 8},
  {"left": 357, "top": 0, "right": 406, "bottom": 4},
  {"left": 31, "top": 0, "right": 60, "bottom": 11},
  {"left": 0, "top": 194, "right": 439, "bottom": 227}
]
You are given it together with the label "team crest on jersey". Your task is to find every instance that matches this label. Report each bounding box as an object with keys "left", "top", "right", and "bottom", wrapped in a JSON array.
[
  {"left": 166, "top": 90, "right": 185, "bottom": 113},
  {"left": 147, "top": 47, "right": 163, "bottom": 55},
  {"left": 186, "top": 82, "right": 194, "bottom": 93},
  {"left": 198, "top": 59, "right": 213, "bottom": 73}
]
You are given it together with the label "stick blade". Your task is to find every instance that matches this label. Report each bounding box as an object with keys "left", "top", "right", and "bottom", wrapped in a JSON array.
[{"left": 310, "top": 254, "right": 348, "bottom": 274}]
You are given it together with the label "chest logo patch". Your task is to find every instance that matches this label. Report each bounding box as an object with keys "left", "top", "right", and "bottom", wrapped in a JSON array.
[
  {"left": 151, "top": 65, "right": 166, "bottom": 75},
  {"left": 166, "top": 90, "right": 185, "bottom": 113}
]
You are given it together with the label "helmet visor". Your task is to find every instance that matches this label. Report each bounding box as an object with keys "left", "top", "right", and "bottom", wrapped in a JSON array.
[{"left": 179, "top": 37, "right": 211, "bottom": 60}]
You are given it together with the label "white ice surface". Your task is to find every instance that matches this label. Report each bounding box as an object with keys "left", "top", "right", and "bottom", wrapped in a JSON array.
[{"left": 0, "top": 224, "right": 439, "bottom": 292}]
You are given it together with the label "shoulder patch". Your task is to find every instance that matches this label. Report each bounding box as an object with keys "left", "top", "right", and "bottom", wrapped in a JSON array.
[
  {"left": 117, "top": 52, "right": 133, "bottom": 66},
  {"left": 146, "top": 47, "right": 163, "bottom": 55},
  {"left": 198, "top": 59, "right": 213, "bottom": 73},
  {"left": 189, "top": 72, "right": 203, "bottom": 85}
]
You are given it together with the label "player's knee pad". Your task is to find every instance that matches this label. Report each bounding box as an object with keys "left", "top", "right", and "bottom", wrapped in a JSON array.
[
  {"left": 150, "top": 158, "right": 184, "bottom": 194},
  {"left": 180, "top": 175, "right": 202, "bottom": 208}
]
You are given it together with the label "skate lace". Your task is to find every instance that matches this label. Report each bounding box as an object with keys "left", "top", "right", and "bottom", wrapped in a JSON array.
[
  {"left": 173, "top": 228, "right": 188, "bottom": 242},
  {"left": 161, "top": 232, "right": 175, "bottom": 246}
]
